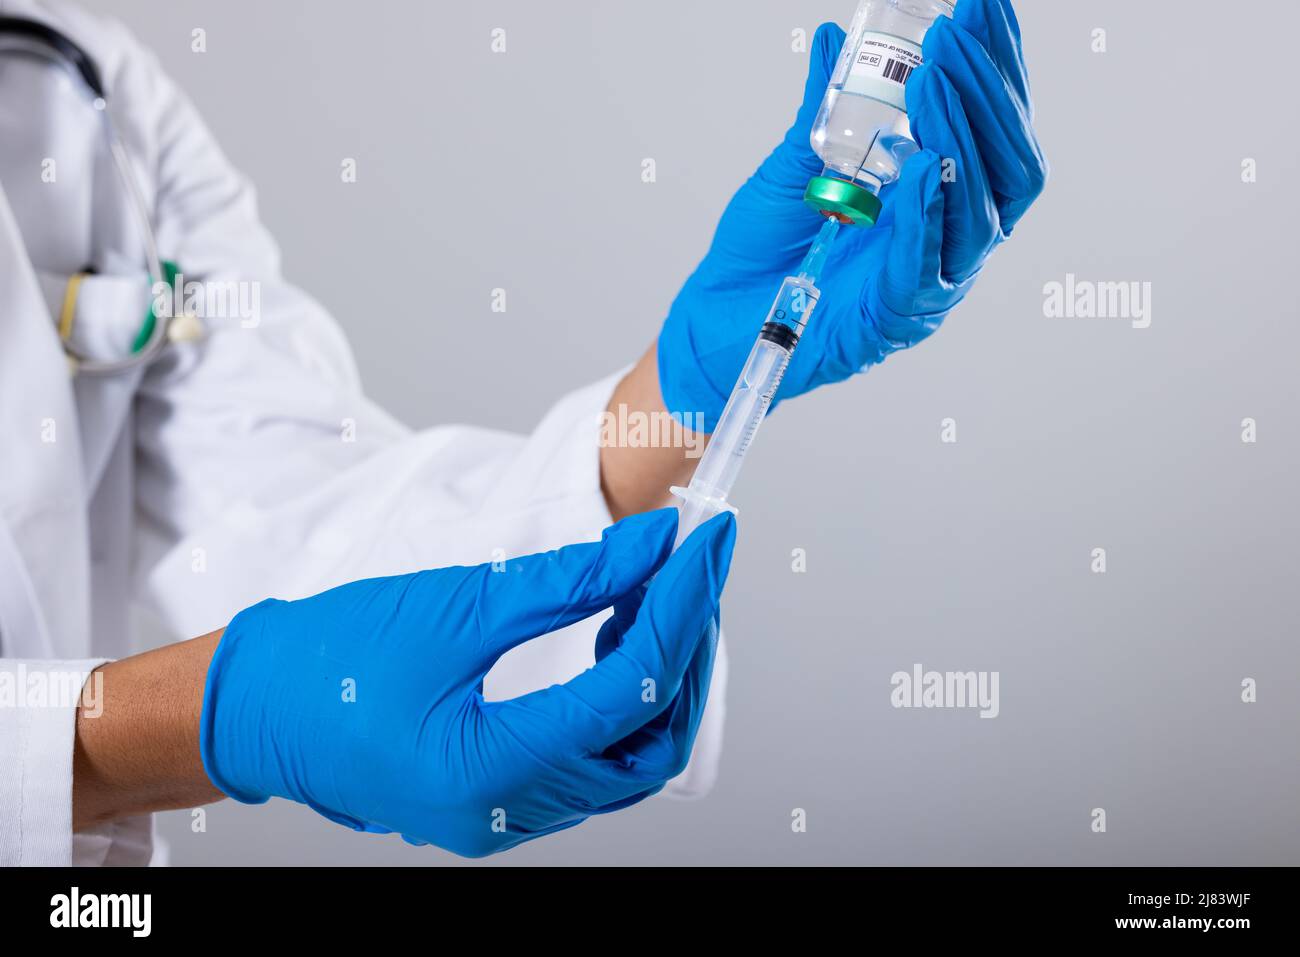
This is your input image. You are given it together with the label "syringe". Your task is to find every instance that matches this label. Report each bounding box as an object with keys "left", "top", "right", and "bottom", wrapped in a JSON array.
[{"left": 670, "top": 217, "right": 841, "bottom": 549}]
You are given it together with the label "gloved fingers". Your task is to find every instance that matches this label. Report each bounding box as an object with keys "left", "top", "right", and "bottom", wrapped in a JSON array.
[
  {"left": 600, "top": 615, "right": 718, "bottom": 787},
  {"left": 555, "top": 757, "right": 666, "bottom": 814},
  {"left": 906, "top": 64, "right": 1000, "bottom": 285},
  {"left": 761, "top": 21, "right": 848, "bottom": 187},
  {"left": 919, "top": 9, "right": 1046, "bottom": 236},
  {"left": 472, "top": 817, "right": 587, "bottom": 858},
  {"left": 502, "top": 512, "right": 736, "bottom": 759},
  {"left": 588, "top": 784, "right": 663, "bottom": 816},
  {"left": 953, "top": 0, "right": 1033, "bottom": 116},
  {"left": 456, "top": 507, "right": 678, "bottom": 668},
  {"left": 593, "top": 583, "right": 647, "bottom": 663},
  {"left": 592, "top": 610, "right": 623, "bottom": 665},
  {"left": 870, "top": 148, "right": 954, "bottom": 343}
]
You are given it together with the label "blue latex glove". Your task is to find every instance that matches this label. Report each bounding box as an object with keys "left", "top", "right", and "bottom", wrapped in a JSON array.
[
  {"left": 199, "top": 508, "right": 735, "bottom": 857},
  {"left": 658, "top": 0, "right": 1047, "bottom": 430}
]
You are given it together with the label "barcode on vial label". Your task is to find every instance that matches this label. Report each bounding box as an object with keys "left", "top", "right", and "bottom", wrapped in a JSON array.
[
  {"left": 883, "top": 58, "right": 913, "bottom": 84},
  {"left": 845, "top": 31, "right": 923, "bottom": 109}
]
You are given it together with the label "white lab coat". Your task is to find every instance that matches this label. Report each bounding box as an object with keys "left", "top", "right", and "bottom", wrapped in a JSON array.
[{"left": 0, "top": 0, "right": 725, "bottom": 866}]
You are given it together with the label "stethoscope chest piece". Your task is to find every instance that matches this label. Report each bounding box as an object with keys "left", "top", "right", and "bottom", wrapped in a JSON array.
[{"left": 167, "top": 312, "right": 205, "bottom": 344}]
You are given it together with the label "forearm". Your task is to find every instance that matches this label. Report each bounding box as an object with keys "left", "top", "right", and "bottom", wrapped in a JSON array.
[
  {"left": 82, "top": 350, "right": 691, "bottom": 830},
  {"left": 73, "top": 630, "right": 225, "bottom": 831},
  {"left": 600, "top": 344, "right": 710, "bottom": 520}
]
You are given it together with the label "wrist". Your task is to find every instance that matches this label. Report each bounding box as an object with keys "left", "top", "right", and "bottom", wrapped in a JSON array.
[
  {"left": 72, "top": 630, "right": 224, "bottom": 831},
  {"left": 198, "top": 601, "right": 285, "bottom": 806},
  {"left": 600, "top": 344, "right": 710, "bottom": 520}
]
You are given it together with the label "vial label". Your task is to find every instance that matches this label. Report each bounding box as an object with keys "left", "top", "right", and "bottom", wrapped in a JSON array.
[{"left": 844, "top": 31, "right": 923, "bottom": 111}]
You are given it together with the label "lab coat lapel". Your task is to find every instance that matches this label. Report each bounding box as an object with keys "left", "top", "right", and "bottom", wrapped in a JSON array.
[{"left": 0, "top": 189, "right": 91, "bottom": 659}]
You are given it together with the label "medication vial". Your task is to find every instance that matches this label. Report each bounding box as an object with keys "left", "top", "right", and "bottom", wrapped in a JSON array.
[{"left": 804, "top": 0, "right": 955, "bottom": 226}]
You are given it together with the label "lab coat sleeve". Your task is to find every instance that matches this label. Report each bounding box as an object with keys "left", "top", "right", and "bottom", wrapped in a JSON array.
[
  {"left": 0, "top": 656, "right": 158, "bottom": 866},
  {"left": 119, "top": 40, "right": 725, "bottom": 801},
  {"left": 0, "top": 660, "right": 93, "bottom": 865}
]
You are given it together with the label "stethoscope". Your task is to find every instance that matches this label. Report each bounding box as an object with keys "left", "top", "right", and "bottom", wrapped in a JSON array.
[{"left": 0, "top": 15, "right": 201, "bottom": 375}]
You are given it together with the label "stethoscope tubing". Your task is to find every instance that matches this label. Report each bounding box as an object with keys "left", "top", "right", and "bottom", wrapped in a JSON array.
[{"left": 0, "top": 15, "right": 177, "bottom": 375}]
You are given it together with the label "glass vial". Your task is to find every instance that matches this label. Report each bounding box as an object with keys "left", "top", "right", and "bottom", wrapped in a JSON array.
[{"left": 804, "top": 0, "right": 956, "bottom": 226}]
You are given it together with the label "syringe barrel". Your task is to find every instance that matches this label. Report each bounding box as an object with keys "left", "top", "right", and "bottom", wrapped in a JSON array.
[
  {"left": 668, "top": 220, "right": 838, "bottom": 553},
  {"left": 676, "top": 275, "right": 821, "bottom": 525},
  {"left": 764, "top": 274, "right": 820, "bottom": 343},
  {"left": 688, "top": 337, "right": 788, "bottom": 502},
  {"left": 669, "top": 333, "right": 792, "bottom": 549}
]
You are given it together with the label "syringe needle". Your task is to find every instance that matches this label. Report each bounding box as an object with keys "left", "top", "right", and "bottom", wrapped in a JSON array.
[{"left": 797, "top": 217, "right": 842, "bottom": 285}]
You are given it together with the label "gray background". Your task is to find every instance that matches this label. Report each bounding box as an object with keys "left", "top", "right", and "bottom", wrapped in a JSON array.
[{"left": 104, "top": 0, "right": 1298, "bottom": 864}]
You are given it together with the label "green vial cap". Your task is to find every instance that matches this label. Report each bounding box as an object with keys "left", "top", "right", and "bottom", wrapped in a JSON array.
[{"left": 803, "top": 175, "right": 882, "bottom": 227}]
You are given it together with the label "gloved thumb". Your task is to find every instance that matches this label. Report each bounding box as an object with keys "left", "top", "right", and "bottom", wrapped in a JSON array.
[
  {"left": 462, "top": 507, "right": 679, "bottom": 668},
  {"left": 513, "top": 511, "right": 737, "bottom": 755},
  {"left": 764, "top": 21, "right": 846, "bottom": 185}
]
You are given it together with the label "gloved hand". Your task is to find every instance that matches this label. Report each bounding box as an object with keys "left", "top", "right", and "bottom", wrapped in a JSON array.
[
  {"left": 658, "top": 0, "right": 1047, "bottom": 430},
  {"left": 199, "top": 508, "right": 735, "bottom": 857}
]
